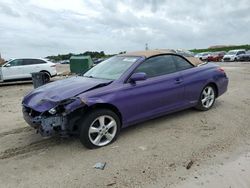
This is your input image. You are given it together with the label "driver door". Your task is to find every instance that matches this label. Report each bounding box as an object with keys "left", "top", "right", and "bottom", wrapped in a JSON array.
[
  {"left": 116, "top": 55, "right": 185, "bottom": 125},
  {"left": 2, "top": 59, "right": 24, "bottom": 80}
]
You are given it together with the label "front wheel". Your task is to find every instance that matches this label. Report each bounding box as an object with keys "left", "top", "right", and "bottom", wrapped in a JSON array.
[
  {"left": 195, "top": 85, "right": 216, "bottom": 111},
  {"left": 79, "top": 109, "right": 121, "bottom": 149}
]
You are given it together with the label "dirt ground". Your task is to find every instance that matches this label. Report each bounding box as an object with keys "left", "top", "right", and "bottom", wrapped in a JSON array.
[{"left": 0, "top": 62, "right": 250, "bottom": 188}]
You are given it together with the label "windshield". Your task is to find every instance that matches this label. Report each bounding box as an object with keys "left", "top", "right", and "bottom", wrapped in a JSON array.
[
  {"left": 227, "top": 51, "right": 237, "bottom": 55},
  {"left": 84, "top": 56, "right": 139, "bottom": 80}
]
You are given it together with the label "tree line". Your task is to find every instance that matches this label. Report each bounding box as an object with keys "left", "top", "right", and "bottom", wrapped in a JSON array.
[{"left": 46, "top": 51, "right": 117, "bottom": 62}]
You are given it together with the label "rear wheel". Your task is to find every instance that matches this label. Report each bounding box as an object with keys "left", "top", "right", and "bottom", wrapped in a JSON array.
[
  {"left": 195, "top": 85, "right": 216, "bottom": 111},
  {"left": 44, "top": 73, "right": 50, "bottom": 83},
  {"left": 79, "top": 109, "right": 120, "bottom": 149},
  {"left": 41, "top": 72, "right": 50, "bottom": 83}
]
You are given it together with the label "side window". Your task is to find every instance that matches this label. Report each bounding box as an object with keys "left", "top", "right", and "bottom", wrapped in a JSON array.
[
  {"left": 172, "top": 56, "right": 193, "bottom": 71},
  {"left": 134, "top": 55, "right": 177, "bottom": 78},
  {"left": 8, "top": 59, "right": 23, "bottom": 66},
  {"left": 23, "top": 59, "right": 34, "bottom": 65},
  {"left": 23, "top": 59, "right": 46, "bottom": 65},
  {"left": 34, "top": 59, "right": 46, "bottom": 64},
  {"left": 237, "top": 51, "right": 245, "bottom": 55}
]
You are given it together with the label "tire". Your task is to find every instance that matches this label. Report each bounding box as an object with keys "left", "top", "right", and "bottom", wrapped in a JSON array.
[
  {"left": 41, "top": 72, "right": 50, "bottom": 83},
  {"left": 195, "top": 85, "right": 216, "bottom": 111},
  {"left": 79, "top": 109, "right": 121, "bottom": 149}
]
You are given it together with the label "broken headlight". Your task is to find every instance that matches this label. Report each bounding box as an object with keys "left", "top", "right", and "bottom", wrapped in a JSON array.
[
  {"left": 47, "top": 99, "right": 75, "bottom": 115},
  {"left": 48, "top": 107, "right": 57, "bottom": 115},
  {"left": 47, "top": 98, "right": 86, "bottom": 115}
]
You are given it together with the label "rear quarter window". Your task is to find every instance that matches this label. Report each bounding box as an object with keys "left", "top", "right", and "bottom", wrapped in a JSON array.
[
  {"left": 35, "top": 59, "right": 47, "bottom": 64},
  {"left": 173, "top": 55, "right": 193, "bottom": 71}
]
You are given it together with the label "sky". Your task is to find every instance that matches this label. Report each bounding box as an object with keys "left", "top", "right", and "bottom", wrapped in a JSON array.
[{"left": 0, "top": 0, "right": 250, "bottom": 58}]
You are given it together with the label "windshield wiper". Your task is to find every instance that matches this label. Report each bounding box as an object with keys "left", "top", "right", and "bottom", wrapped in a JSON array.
[
  {"left": 84, "top": 75, "right": 94, "bottom": 78},
  {"left": 80, "top": 74, "right": 95, "bottom": 78}
]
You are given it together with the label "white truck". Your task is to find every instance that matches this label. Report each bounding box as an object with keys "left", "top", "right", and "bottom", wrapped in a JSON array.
[{"left": 0, "top": 58, "right": 57, "bottom": 82}]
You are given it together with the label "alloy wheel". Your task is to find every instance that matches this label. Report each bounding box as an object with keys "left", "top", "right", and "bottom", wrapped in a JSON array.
[
  {"left": 88, "top": 115, "right": 117, "bottom": 147},
  {"left": 201, "top": 86, "right": 215, "bottom": 108}
]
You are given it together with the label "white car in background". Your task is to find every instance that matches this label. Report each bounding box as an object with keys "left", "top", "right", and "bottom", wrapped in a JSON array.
[
  {"left": 222, "top": 49, "right": 246, "bottom": 62},
  {"left": 195, "top": 52, "right": 211, "bottom": 61},
  {"left": 0, "top": 58, "right": 57, "bottom": 82}
]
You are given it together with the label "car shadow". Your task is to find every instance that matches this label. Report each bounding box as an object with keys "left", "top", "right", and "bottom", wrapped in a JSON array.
[
  {"left": 0, "top": 77, "right": 60, "bottom": 87},
  {"left": 0, "top": 81, "right": 33, "bottom": 87},
  {"left": 0, "top": 100, "right": 224, "bottom": 160}
]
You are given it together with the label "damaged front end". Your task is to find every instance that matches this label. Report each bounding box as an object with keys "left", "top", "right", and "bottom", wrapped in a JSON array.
[{"left": 22, "top": 97, "right": 86, "bottom": 137}]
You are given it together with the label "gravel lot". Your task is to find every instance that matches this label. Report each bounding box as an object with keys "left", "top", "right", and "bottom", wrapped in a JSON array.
[{"left": 0, "top": 62, "right": 250, "bottom": 188}]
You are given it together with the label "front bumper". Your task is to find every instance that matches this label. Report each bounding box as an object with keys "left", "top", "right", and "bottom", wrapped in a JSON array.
[
  {"left": 223, "top": 57, "right": 235, "bottom": 62},
  {"left": 22, "top": 106, "right": 68, "bottom": 137}
]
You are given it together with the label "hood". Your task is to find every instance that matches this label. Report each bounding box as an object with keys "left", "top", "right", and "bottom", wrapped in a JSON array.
[
  {"left": 22, "top": 76, "right": 111, "bottom": 112},
  {"left": 224, "top": 54, "right": 236, "bottom": 58}
]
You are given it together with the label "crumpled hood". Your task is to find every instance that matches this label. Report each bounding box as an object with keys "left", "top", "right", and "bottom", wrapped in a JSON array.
[{"left": 22, "top": 76, "right": 110, "bottom": 112}]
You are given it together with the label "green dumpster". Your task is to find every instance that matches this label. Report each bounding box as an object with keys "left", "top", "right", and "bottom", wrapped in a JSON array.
[{"left": 70, "top": 56, "right": 93, "bottom": 74}]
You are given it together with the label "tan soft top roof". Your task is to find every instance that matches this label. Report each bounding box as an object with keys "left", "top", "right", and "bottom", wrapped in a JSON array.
[
  {"left": 121, "top": 50, "right": 202, "bottom": 66},
  {"left": 123, "top": 49, "right": 175, "bottom": 58},
  {"left": 185, "top": 57, "right": 203, "bottom": 66}
]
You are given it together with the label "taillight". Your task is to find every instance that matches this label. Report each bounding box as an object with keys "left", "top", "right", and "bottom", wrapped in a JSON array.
[
  {"left": 217, "top": 67, "right": 227, "bottom": 77},
  {"left": 217, "top": 67, "right": 225, "bottom": 72},
  {"left": 50, "top": 64, "right": 56, "bottom": 67}
]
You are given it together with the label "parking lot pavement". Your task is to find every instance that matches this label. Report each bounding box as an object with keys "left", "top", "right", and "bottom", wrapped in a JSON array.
[{"left": 0, "top": 62, "right": 250, "bottom": 187}]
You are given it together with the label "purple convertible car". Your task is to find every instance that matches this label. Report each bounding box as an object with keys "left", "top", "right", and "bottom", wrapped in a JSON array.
[{"left": 22, "top": 50, "right": 228, "bottom": 148}]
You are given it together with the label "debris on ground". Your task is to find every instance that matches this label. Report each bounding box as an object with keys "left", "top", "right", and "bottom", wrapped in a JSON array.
[
  {"left": 139, "top": 146, "right": 147, "bottom": 151},
  {"left": 169, "top": 163, "right": 176, "bottom": 168},
  {"left": 58, "top": 71, "right": 71, "bottom": 76},
  {"left": 93, "top": 162, "right": 106, "bottom": 170},
  {"left": 106, "top": 182, "right": 116, "bottom": 186},
  {"left": 186, "top": 160, "right": 194, "bottom": 170}
]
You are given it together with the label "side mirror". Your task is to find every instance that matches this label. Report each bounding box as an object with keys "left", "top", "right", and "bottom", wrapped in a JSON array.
[
  {"left": 129, "top": 72, "right": 147, "bottom": 83},
  {"left": 4, "top": 64, "right": 11, "bottom": 67}
]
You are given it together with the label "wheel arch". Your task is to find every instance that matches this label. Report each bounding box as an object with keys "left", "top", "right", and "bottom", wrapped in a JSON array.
[
  {"left": 40, "top": 70, "right": 51, "bottom": 77},
  {"left": 206, "top": 82, "right": 218, "bottom": 98},
  {"left": 86, "top": 103, "right": 123, "bottom": 124}
]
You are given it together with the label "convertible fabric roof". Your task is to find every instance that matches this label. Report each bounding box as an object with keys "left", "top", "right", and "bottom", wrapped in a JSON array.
[
  {"left": 124, "top": 49, "right": 175, "bottom": 58},
  {"left": 185, "top": 57, "right": 203, "bottom": 66},
  {"left": 122, "top": 50, "right": 203, "bottom": 66}
]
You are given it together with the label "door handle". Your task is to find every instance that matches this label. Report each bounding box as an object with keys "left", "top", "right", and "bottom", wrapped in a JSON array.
[{"left": 175, "top": 78, "right": 183, "bottom": 84}]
